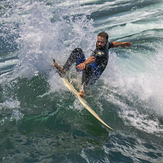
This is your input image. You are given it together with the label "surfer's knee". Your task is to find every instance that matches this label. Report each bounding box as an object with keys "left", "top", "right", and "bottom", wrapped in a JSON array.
[
  {"left": 72, "top": 48, "right": 83, "bottom": 54},
  {"left": 69, "top": 48, "right": 84, "bottom": 61}
]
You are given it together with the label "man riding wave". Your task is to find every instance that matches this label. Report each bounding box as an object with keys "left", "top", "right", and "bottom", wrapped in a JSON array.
[{"left": 53, "top": 32, "right": 131, "bottom": 98}]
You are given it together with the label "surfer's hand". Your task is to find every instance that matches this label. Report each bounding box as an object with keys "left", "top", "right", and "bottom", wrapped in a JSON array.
[
  {"left": 121, "top": 42, "right": 131, "bottom": 48},
  {"left": 76, "top": 63, "right": 85, "bottom": 70}
]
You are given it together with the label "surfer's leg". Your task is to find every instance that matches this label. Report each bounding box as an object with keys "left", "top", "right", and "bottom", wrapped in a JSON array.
[
  {"left": 79, "top": 66, "right": 104, "bottom": 97},
  {"left": 80, "top": 65, "right": 94, "bottom": 94},
  {"left": 63, "top": 48, "right": 85, "bottom": 71},
  {"left": 53, "top": 48, "right": 85, "bottom": 75},
  {"left": 53, "top": 60, "right": 66, "bottom": 76},
  {"left": 75, "top": 50, "right": 86, "bottom": 72}
]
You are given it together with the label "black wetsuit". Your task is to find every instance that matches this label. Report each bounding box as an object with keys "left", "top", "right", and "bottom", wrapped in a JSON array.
[{"left": 63, "top": 42, "right": 114, "bottom": 90}]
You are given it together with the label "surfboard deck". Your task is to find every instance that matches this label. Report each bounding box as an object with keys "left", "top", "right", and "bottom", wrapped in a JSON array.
[{"left": 61, "top": 76, "right": 114, "bottom": 131}]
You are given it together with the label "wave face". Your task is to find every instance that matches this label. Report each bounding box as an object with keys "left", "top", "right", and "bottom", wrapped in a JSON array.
[{"left": 0, "top": 0, "right": 163, "bottom": 162}]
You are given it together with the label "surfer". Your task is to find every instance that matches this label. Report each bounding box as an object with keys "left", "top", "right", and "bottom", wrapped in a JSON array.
[{"left": 53, "top": 32, "right": 131, "bottom": 98}]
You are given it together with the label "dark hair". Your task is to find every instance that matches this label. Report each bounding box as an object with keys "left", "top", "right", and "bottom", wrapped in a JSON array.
[{"left": 98, "top": 32, "right": 109, "bottom": 41}]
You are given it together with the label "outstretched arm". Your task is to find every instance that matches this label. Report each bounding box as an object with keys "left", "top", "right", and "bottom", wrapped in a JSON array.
[
  {"left": 76, "top": 56, "right": 95, "bottom": 71},
  {"left": 112, "top": 41, "right": 131, "bottom": 48}
]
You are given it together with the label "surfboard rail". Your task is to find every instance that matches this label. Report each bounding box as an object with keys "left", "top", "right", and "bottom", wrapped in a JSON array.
[
  {"left": 53, "top": 59, "right": 113, "bottom": 131},
  {"left": 61, "top": 77, "right": 114, "bottom": 131}
]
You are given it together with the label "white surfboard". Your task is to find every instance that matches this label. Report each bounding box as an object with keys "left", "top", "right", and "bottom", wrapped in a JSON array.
[{"left": 61, "top": 76, "right": 114, "bottom": 131}]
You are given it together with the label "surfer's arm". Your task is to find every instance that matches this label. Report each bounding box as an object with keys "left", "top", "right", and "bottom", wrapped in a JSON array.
[
  {"left": 112, "top": 41, "right": 131, "bottom": 48},
  {"left": 76, "top": 56, "right": 95, "bottom": 70}
]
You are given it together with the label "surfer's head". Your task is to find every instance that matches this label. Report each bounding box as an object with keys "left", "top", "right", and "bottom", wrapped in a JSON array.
[{"left": 96, "top": 32, "right": 108, "bottom": 50}]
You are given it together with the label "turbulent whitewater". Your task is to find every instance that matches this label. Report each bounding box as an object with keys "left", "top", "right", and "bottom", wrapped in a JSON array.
[{"left": 0, "top": 0, "right": 163, "bottom": 162}]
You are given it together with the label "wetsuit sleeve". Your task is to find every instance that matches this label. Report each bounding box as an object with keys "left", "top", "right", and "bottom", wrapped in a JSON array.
[{"left": 108, "top": 42, "right": 114, "bottom": 49}]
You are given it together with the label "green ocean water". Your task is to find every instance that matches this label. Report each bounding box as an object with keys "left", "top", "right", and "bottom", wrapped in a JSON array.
[{"left": 0, "top": 0, "right": 163, "bottom": 162}]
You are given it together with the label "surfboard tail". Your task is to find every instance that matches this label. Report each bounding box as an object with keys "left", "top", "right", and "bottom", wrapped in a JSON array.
[
  {"left": 53, "top": 59, "right": 113, "bottom": 131},
  {"left": 61, "top": 77, "right": 114, "bottom": 131}
]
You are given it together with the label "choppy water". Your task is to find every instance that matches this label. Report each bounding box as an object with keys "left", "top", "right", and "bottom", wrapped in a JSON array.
[{"left": 0, "top": 0, "right": 163, "bottom": 162}]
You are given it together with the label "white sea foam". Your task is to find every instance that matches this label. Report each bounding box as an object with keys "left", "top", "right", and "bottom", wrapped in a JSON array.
[
  {"left": 102, "top": 46, "right": 163, "bottom": 134},
  {"left": 0, "top": 100, "right": 23, "bottom": 124},
  {"left": 11, "top": 1, "right": 95, "bottom": 80},
  {"left": 1, "top": 0, "right": 163, "bottom": 135},
  {"left": 11, "top": 109, "right": 24, "bottom": 122},
  {"left": 0, "top": 59, "right": 18, "bottom": 69},
  {"left": 0, "top": 100, "right": 20, "bottom": 110}
]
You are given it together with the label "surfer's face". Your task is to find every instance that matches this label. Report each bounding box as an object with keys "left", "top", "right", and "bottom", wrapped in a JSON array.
[{"left": 96, "top": 36, "right": 107, "bottom": 50}]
